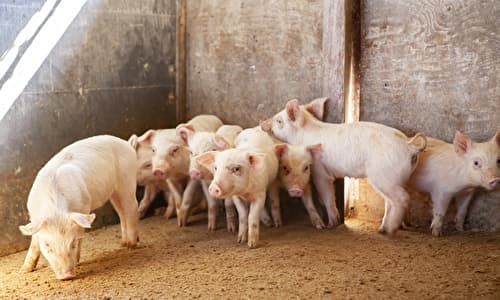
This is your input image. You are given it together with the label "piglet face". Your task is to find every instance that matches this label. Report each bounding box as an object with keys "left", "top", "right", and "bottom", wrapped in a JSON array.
[
  {"left": 129, "top": 131, "right": 155, "bottom": 185},
  {"left": 275, "top": 143, "right": 322, "bottom": 197},
  {"left": 454, "top": 130, "right": 500, "bottom": 190},
  {"left": 151, "top": 142, "right": 190, "bottom": 180},
  {"left": 195, "top": 149, "right": 265, "bottom": 199},
  {"left": 188, "top": 133, "right": 232, "bottom": 181},
  {"left": 19, "top": 213, "right": 95, "bottom": 280}
]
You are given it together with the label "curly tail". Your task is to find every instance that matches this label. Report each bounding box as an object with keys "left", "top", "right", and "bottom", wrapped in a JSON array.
[{"left": 407, "top": 132, "right": 427, "bottom": 155}]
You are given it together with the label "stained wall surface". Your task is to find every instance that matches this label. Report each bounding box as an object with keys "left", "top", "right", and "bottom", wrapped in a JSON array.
[
  {"left": 0, "top": 0, "right": 177, "bottom": 256},
  {"left": 355, "top": 0, "right": 500, "bottom": 231}
]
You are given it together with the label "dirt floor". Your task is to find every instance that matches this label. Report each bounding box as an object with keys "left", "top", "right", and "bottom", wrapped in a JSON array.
[{"left": 1, "top": 212, "right": 499, "bottom": 299}]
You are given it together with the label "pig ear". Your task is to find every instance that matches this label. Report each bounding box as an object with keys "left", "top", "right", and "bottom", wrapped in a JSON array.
[
  {"left": 453, "top": 131, "right": 472, "bottom": 155},
  {"left": 176, "top": 124, "right": 195, "bottom": 145},
  {"left": 128, "top": 134, "right": 139, "bottom": 149},
  {"left": 306, "top": 143, "right": 323, "bottom": 159},
  {"left": 195, "top": 151, "right": 216, "bottom": 171},
  {"left": 491, "top": 129, "right": 500, "bottom": 147},
  {"left": 260, "top": 119, "right": 272, "bottom": 132},
  {"left": 19, "top": 221, "right": 45, "bottom": 236},
  {"left": 69, "top": 213, "right": 96, "bottom": 229},
  {"left": 304, "top": 97, "right": 329, "bottom": 121},
  {"left": 274, "top": 144, "right": 289, "bottom": 159},
  {"left": 285, "top": 99, "right": 301, "bottom": 122},
  {"left": 137, "top": 130, "right": 155, "bottom": 144},
  {"left": 212, "top": 134, "right": 232, "bottom": 150},
  {"left": 247, "top": 152, "right": 266, "bottom": 171}
]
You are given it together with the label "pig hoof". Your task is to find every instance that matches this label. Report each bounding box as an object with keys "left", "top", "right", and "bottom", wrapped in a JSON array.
[
  {"left": 431, "top": 227, "right": 443, "bottom": 237},
  {"left": 378, "top": 226, "right": 387, "bottom": 235},
  {"left": 262, "top": 219, "right": 273, "bottom": 227},
  {"left": 455, "top": 224, "right": 464, "bottom": 232},
  {"left": 20, "top": 265, "right": 34, "bottom": 273},
  {"left": 247, "top": 240, "right": 258, "bottom": 249},
  {"left": 208, "top": 225, "right": 216, "bottom": 232},
  {"left": 227, "top": 221, "right": 237, "bottom": 233},
  {"left": 274, "top": 221, "right": 282, "bottom": 228},
  {"left": 237, "top": 234, "right": 247, "bottom": 244}
]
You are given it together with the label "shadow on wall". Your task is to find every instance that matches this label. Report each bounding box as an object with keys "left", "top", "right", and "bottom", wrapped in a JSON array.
[{"left": 0, "top": 0, "right": 177, "bottom": 256}]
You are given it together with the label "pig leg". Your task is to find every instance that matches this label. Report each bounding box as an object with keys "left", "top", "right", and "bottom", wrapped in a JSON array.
[
  {"left": 260, "top": 207, "right": 273, "bottom": 227},
  {"left": 177, "top": 179, "right": 200, "bottom": 227},
  {"left": 312, "top": 165, "right": 339, "bottom": 228},
  {"left": 110, "top": 188, "right": 139, "bottom": 247},
  {"left": 371, "top": 181, "right": 409, "bottom": 235},
  {"left": 429, "top": 192, "right": 453, "bottom": 237},
  {"left": 232, "top": 196, "right": 248, "bottom": 243},
  {"left": 201, "top": 181, "right": 218, "bottom": 231},
  {"left": 454, "top": 190, "right": 474, "bottom": 232},
  {"left": 224, "top": 198, "right": 237, "bottom": 232},
  {"left": 248, "top": 192, "right": 266, "bottom": 248},
  {"left": 138, "top": 184, "right": 158, "bottom": 218},
  {"left": 20, "top": 236, "right": 40, "bottom": 272},
  {"left": 166, "top": 179, "right": 183, "bottom": 215},
  {"left": 268, "top": 182, "right": 282, "bottom": 227},
  {"left": 163, "top": 190, "right": 176, "bottom": 219},
  {"left": 302, "top": 184, "right": 325, "bottom": 229}
]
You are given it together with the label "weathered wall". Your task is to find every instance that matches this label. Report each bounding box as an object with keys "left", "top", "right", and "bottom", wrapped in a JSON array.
[
  {"left": 354, "top": 0, "right": 500, "bottom": 231},
  {"left": 0, "top": 0, "right": 177, "bottom": 256},
  {"left": 185, "top": 0, "right": 339, "bottom": 126}
]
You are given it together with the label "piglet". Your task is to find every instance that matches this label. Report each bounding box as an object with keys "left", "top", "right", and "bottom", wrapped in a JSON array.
[
  {"left": 275, "top": 143, "right": 325, "bottom": 229},
  {"left": 195, "top": 128, "right": 280, "bottom": 248},
  {"left": 19, "top": 135, "right": 139, "bottom": 280},
  {"left": 128, "top": 131, "right": 172, "bottom": 218},
  {"left": 408, "top": 130, "right": 500, "bottom": 236},
  {"left": 261, "top": 98, "right": 427, "bottom": 234},
  {"left": 176, "top": 124, "right": 242, "bottom": 231}
]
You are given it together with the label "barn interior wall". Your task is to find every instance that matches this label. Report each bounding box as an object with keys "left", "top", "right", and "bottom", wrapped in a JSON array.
[
  {"left": 355, "top": 0, "right": 500, "bottom": 231},
  {"left": 0, "top": 0, "right": 177, "bottom": 256}
]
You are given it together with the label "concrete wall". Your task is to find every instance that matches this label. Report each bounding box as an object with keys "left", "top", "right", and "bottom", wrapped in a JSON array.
[
  {"left": 0, "top": 0, "right": 177, "bottom": 256},
  {"left": 354, "top": 0, "right": 500, "bottom": 231}
]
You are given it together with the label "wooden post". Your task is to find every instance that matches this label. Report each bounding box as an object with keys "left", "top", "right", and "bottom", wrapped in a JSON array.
[
  {"left": 176, "top": 0, "right": 186, "bottom": 123},
  {"left": 343, "top": 0, "right": 361, "bottom": 217}
]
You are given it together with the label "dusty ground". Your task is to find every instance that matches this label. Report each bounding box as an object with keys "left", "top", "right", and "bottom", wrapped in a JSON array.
[{"left": 1, "top": 213, "right": 499, "bottom": 299}]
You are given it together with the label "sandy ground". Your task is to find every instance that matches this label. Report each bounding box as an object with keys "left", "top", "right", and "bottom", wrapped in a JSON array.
[{"left": 1, "top": 212, "right": 499, "bottom": 299}]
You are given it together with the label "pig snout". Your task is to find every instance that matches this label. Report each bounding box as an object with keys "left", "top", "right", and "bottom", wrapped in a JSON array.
[
  {"left": 189, "top": 169, "right": 202, "bottom": 180},
  {"left": 209, "top": 182, "right": 223, "bottom": 198},
  {"left": 153, "top": 169, "right": 167, "bottom": 180},
  {"left": 489, "top": 178, "right": 500, "bottom": 189},
  {"left": 288, "top": 185, "right": 304, "bottom": 198}
]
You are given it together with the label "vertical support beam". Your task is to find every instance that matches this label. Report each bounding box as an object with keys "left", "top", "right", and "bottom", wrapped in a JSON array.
[
  {"left": 176, "top": 0, "right": 187, "bottom": 123},
  {"left": 344, "top": 0, "right": 361, "bottom": 216}
]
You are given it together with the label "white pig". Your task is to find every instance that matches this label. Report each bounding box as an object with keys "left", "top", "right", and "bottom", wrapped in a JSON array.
[
  {"left": 261, "top": 98, "right": 427, "bottom": 234},
  {"left": 195, "top": 128, "right": 280, "bottom": 248},
  {"left": 274, "top": 143, "right": 325, "bottom": 229},
  {"left": 150, "top": 115, "right": 222, "bottom": 225},
  {"left": 19, "top": 135, "right": 139, "bottom": 280},
  {"left": 175, "top": 124, "right": 242, "bottom": 231},
  {"left": 408, "top": 130, "right": 500, "bottom": 236},
  {"left": 128, "top": 131, "right": 173, "bottom": 219}
]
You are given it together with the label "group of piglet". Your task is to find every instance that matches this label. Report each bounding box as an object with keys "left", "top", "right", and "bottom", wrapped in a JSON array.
[{"left": 19, "top": 98, "right": 500, "bottom": 280}]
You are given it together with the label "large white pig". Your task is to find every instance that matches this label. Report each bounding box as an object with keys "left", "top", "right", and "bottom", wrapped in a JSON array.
[
  {"left": 274, "top": 143, "right": 325, "bottom": 229},
  {"left": 128, "top": 131, "right": 173, "bottom": 218},
  {"left": 176, "top": 124, "right": 242, "bottom": 231},
  {"left": 19, "top": 135, "right": 139, "bottom": 280},
  {"left": 408, "top": 130, "right": 500, "bottom": 236},
  {"left": 261, "top": 98, "right": 427, "bottom": 234},
  {"left": 195, "top": 128, "right": 280, "bottom": 248},
  {"left": 150, "top": 115, "right": 222, "bottom": 225}
]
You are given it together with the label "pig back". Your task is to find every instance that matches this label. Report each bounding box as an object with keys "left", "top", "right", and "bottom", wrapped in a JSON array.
[{"left": 188, "top": 115, "right": 223, "bottom": 132}]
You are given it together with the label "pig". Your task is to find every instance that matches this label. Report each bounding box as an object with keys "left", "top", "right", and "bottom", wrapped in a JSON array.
[
  {"left": 407, "top": 130, "right": 500, "bottom": 236},
  {"left": 261, "top": 98, "right": 427, "bottom": 234},
  {"left": 176, "top": 124, "right": 242, "bottom": 231},
  {"left": 150, "top": 115, "right": 223, "bottom": 224},
  {"left": 128, "top": 131, "right": 173, "bottom": 219},
  {"left": 19, "top": 135, "right": 139, "bottom": 280},
  {"left": 274, "top": 143, "right": 325, "bottom": 229},
  {"left": 195, "top": 128, "right": 280, "bottom": 248}
]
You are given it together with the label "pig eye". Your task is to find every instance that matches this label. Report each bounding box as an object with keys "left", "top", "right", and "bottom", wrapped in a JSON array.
[
  {"left": 214, "top": 166, "right": 217, "bottom": 171},
  {"left": 497, "top": 159, "right": 500, "bottom": 164},
  {"left": 142, "top": 162, "right": 152, "bottom": 169},
  {"left": 282, "top": 166, "right": 290, "bottom": 175},
  {"left": 473, "top": 160, "right": 481, "bottom": 168},
  {"left": 170, "top": 147, "right": 179, "bottom": 155},
  {"left": 152, "top": 147, "right": 156, "bottom": 153},
  {"left": 231, "top": 166, "right": 241, "bottom": 175},
  {"left": 303, "top": 165, "right": 310, "bottom": 172}
]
